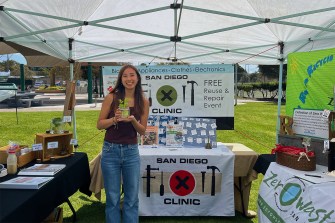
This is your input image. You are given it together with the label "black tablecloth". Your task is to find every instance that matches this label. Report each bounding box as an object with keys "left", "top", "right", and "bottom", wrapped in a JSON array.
[{"left": 0, "top": 152, "right": 91, "bottom": 223}]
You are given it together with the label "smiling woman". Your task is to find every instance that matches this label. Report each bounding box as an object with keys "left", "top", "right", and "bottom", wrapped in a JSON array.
[{"left": 97, "top": 64, "right": 149, "bottom": 223}]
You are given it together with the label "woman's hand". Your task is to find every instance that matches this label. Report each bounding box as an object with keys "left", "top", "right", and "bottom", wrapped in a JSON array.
[
  {"left": 118, "top": 115, "right": 136, "bottom": 123},
  {"left": 115, "top": 109, "right": 136, "bottom": 123},
  {"left": 114, "top": 108, "right": 122, "bottom": 121}
]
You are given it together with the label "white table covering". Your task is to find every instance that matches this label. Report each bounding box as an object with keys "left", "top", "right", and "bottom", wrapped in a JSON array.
[
  {"left": 139, "top": 144, "right": 235, "bottom": 216},
  {"left": 258, "top": 162, "right": 335, "bottom": 223}
]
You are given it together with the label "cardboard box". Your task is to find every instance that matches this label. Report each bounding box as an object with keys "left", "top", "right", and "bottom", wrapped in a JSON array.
[
  {"left": 0, "top": 145, "right": 36, "bottom": 167},
  {"left": 35, "top": 133, "right": 73, "bottom": 162},
  {"left": 43, "top": 207, "right": 63, "bottom": 223}
]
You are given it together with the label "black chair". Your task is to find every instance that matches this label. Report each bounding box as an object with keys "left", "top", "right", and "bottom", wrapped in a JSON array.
[{"left": 253, "top": 154, "right": 276, "bottom": 175}]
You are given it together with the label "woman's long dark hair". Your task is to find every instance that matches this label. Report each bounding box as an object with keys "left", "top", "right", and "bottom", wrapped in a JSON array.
[{"left": 111, "top": 64, "right": 145, "bottom": 116}]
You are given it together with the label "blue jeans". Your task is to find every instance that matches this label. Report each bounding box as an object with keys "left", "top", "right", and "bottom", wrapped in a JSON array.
[{"left": 101, "top": 141, "right": 140, "bottom": 223}]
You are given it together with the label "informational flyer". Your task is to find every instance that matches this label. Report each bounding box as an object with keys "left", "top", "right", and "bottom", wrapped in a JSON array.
[
  {"left": 165, "top": 124, "right": 183, "bottom": 147},
  {"left": 292, "top": 109, "right": 330, "bottom": 139},
  {"left": 141, "top": 126, "right": 159, "bottom": 147}
]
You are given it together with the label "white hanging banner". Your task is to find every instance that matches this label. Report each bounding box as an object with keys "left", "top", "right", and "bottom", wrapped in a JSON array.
[{"left": 102, "top": 64, "right": 234, "bottom": 118}]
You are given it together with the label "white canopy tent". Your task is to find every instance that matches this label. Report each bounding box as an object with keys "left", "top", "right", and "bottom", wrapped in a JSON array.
[
  {"left": 1, "top": 0, "right": 335, "bottom": 141},
  {"left": 1, "top": 0, "right": 335, "bottom": 65}
]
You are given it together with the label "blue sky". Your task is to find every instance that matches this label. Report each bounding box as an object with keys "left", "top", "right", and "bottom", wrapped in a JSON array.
[
  {"left": 0, "top": 53, "right": 27, "bottom": 65},
  {"left": 244, "top": 64, "right": 258, "bottom": 73}
]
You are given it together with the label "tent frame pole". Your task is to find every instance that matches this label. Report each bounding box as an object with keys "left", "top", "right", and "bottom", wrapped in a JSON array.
[
  {"left": 68, "top": 38, "right": 77, "bottom": 148},
  {"left": 276, "top": 42, "right": 285, "bottom": 144}
]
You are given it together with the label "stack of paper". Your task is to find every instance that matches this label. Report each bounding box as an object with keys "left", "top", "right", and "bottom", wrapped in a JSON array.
[
  {"left": 0, "top": 176, "right": 54, "bottom": 189},
  {"left": 17, "top": 164, "right": 66, "bottom": 176}
]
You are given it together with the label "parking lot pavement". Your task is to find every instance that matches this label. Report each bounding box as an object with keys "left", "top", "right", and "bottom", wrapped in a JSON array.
[{"left": 0, "top": 93, "right": 104, "bottom": 112}]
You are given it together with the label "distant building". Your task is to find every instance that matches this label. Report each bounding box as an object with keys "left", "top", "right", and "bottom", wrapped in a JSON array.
[{"left": 0, "top": 71, "right": 10, "bottom": 82}]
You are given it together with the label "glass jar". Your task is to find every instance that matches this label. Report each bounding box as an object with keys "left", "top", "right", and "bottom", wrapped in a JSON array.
[
  {"left": 50, "top": 117, "right": 64, "bottom": 134},
  {"left": 7, "top": 149, "right": 17, "bottom": 174},
  {"left": 120, "top": 108, "right": 130, "bottom": 118}
]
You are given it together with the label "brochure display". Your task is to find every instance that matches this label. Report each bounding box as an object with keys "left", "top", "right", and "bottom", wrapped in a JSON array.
[
  {"left": 18, "top": 164, "right": 66, "bottom": 176},
  {"left": 165, "top": 124, "right": 183, "bottom": 147},
  {"left": 147, "top": 115, "right": 175, "bottom": 146},
  {"left": 141, "top": 126, "right": 159, "bottom": 147},
  {"left": 0, "top": 176, "right": 53, "bottom": 189}
]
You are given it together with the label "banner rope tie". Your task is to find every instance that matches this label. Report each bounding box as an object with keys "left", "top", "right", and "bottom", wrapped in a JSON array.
[
  {"left": 77, "top": 130, "right": 104, "bottom": 148},
  {"left": 236, "top": 45, "right": 278, "bottom": 64},
  {"left": 234, "top": 129, "right": 273, "bottom": 149}
]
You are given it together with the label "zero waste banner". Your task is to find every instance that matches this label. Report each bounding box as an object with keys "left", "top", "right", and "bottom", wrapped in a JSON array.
[
  {"left": 102, "top": 64, "right": 234, "bottom": 130},
  {"left": 286, "top": 48, "right": 335, "bottom": 116},
  {"left": 258, "top": 162, "right": 335, "bottom": 223}
]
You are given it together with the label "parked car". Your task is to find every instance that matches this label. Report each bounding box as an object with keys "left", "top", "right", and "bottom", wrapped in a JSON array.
[{"left": 34, "top": 80, "right": 44, "bottom": 88}]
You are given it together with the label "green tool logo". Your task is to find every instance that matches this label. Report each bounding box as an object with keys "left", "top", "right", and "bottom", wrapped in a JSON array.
[{"left": 156, "top": 85, "right": 177, "bottom": 106}]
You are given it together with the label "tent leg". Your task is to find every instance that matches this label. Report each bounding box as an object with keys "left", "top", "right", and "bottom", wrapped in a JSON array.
[
  {"left": 15, "top": 93, "right": 18, "bottom": 124},
  {"left": 276, "top": 42, "right": 285, "bottom": 144}
]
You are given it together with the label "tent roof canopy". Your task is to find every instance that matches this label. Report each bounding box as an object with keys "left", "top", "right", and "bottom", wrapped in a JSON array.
[{"left": 1, "top": 0, "right": 335, "bottom": 66}]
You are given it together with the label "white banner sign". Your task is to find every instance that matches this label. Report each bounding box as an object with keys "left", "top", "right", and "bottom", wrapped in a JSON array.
[
  {"left": 139, "top": 145, "right": 235, "bottom": 216},
  {"left": 102, "top": 64, "right": 234, "bottom": 118}
]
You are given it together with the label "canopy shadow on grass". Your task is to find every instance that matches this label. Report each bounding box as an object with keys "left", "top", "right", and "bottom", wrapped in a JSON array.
[{"left": 64, "top": 195, "right": 255, "bottom": 223}]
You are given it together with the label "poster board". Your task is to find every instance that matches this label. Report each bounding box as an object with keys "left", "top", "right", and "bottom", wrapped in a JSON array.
[
  {"left": 292, "top": 109, "right": 335, "bottom": 139},
  {"left": 146, "top": 115, "right": 217, "bottom": 148},
  {"left": 179, "top": 117, "right": 217, "bottom": 148}
]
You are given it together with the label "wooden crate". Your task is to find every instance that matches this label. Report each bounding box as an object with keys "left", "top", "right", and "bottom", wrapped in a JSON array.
[
  {"left": 0, "top": 145, "right": 36, "bottom": 167},
  {"left": 35, "top": 133, "right": 73, "bottom": 162},
  {"left": 18, "top": 151, "right": 36, "bottom": 167}
]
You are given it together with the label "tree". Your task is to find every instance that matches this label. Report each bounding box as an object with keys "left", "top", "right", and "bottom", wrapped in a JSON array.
[
  {"left": 236, "top": 64, "right": 248, "bottom": 83},
  {"left": 47, "top": 63, "right": 83, "bottom": 86},
  {"left": 258, "top": 64, "right": 287, "bottom": 82},
  {"left": 81, "top": 65, "right": 101, "bottom": 93},
  {"left": 49, "top": 66, "right": 68, "bottom": 86},
  {"left": 248, "top": 72, "right": 263, "bottom": 82},
  {"left": 0, "top": 59, "right": 35, "bottom": 78}
]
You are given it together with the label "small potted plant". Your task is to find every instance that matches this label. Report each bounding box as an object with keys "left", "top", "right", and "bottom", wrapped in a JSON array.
[
  {"left": 50, "top": 117, "right": 64, "bottom": 134},
  {"left": 119, "top": 98, "right": 130, "bottom": 118}
]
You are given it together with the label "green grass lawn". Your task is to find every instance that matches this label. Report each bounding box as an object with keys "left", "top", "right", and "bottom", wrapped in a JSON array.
[{"left": 0, "top": 101, "right": 284, "bottom": 222}]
